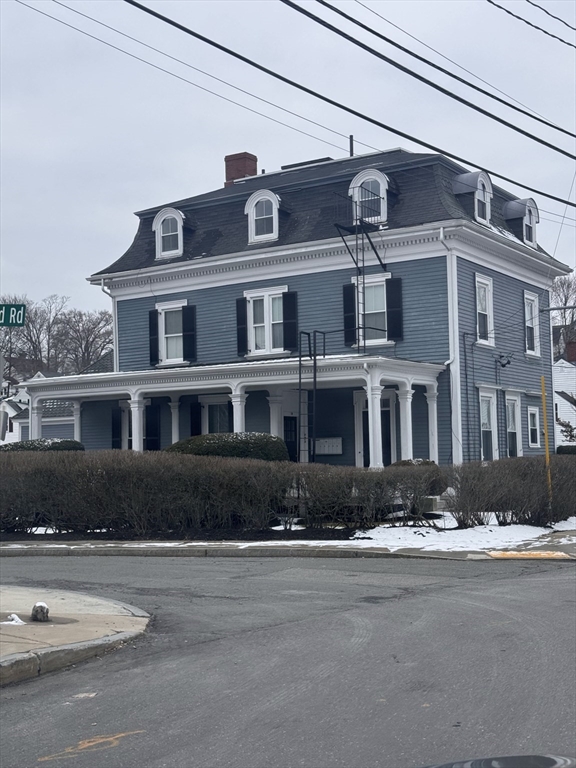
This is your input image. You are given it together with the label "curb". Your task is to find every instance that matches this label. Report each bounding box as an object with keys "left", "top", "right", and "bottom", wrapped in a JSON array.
[{"left": 0, "top": 598, "right": 150, "bottom": 687}]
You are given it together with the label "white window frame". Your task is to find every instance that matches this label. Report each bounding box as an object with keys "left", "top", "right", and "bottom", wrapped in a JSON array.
[
  {"left": 478, "top": 387, "right": 499, "bottom": 462},
  {"left": 244, "top": 190, "right": 280, "bottom": 244},
  {"left": 349, "top": 169, "right": 388, "bottom": 224},
  {"left": 524, "top": 291, "right": 540, "bottom": 356},
  {"left": 475, "top": 274, "right": 495, "bottom": 346},
  {"left": 351, "top": 274, "right": 393, "bottom": 347},
  {"left": 152, "top": 208, "right": 185, "bottom": 259},
  {"left": 505, "top": 392, "right": 523, "bottom": 457},
  {"left": 527, "top": 406, "right": 540, "bottom": 448},
  {"left": 523, "top": 202, "right": 539, "bottom": 246},
  {"left": 475, "top": 173, "right": 492, "bottom": 225},
  {"left": 155, "top": 299, "right": 188, "bottom": 364},
  {"left": 243, "top": 285, "right": 288, "bottom": 356}
]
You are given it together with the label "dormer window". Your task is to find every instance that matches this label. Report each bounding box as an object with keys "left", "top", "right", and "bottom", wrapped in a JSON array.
[
  {"left": 152, "top": 208, "right": 184, "bottom": 259},
  {"left": 349, "top": 169, "right": 388, "bottom": 224},
  {"left": 502, "top": 198, "right": 539, "bottom": 246},
  {"left": 245, "top": 190, "right": 279, "bottom": 244},
  {"left": 475, "top": 175, "right": 492, "bottom": 224},
  {"left": 523, "top": 201, "right": 539, "bottom": 246}
]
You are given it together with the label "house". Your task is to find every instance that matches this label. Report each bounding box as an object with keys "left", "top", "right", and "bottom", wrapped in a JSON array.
[
  {"left": 553, "top": 359, "right": 576, "bottom": 447},
  {"left": 553, "top": 321, "right": 576, "bottom": 363},
  {"left": 22, "top": 149, "right": 572, "bottom": 466}
]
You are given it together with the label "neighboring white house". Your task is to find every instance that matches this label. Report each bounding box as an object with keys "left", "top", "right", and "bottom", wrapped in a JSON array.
[
  {"left": 553, "top": 359, "right": 576, "bottom": 448},
  {"left": 1, "top": 374, "right": 76, "bottom": 445},
  {"left": 0, "top": 385, "right": 29, "bottom": 445}
]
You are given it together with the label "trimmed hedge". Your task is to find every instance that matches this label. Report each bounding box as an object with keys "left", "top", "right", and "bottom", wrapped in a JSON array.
[
  {"left": 557, "top": 445, "right": 576, "bottom": 455},
  {"left": 0, "top": 453, "right": 572, "bottom": 537},
  {"left": 165, "top": 432, "right": 289, "bottom": 462},
  {"left": 0, "top": 438, "right": 85, "bottom": 452}
]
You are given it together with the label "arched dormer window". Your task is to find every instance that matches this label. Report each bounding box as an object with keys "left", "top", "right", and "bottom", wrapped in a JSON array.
[
  {"left": 245, "top": 190, "right": 280, "bottom": 244},
  {"left": 349, "top": 169, "right": 388, "bottom": 224},
  {"left": 502, "top": 198, "right": 539, "bottom": 246},
  {"left": 523, "top": 201, "right": 539, "bottom": 246},
  {"left": 152, "top": 208, "right": 185, "bottom": 259},
  {"left": 453, "top": 171, "right": 493, "bottom": 225}
]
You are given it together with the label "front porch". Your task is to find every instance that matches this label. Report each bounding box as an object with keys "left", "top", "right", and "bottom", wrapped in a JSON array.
[{"left": 24, "top": 355, "right": 447, "bottom": 467}]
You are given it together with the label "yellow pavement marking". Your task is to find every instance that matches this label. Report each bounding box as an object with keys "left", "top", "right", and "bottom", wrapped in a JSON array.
[
  {"left": 487, "top": 550, "right": 572, "bottom": 559},
  {"left": 38, "top": 731, "right": 145, "bottom": 762}
]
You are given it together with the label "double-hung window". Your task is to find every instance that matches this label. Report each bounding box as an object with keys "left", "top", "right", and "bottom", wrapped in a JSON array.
[
  {"left": 152, "top": 208, "right": 185, "bottom": 259},
  {"left": 528, "top": 407, "right": 540, "bottom": 447},
  {"left": 349, "top": 169, "right": 388, "bottom": 225},
  {"left": 524, "top": 291, "right": 539, "bottom": 355},
  {"left": 245, "top": 190, "right": 280, "bottom": 244},
  {"left": 239, "top": 286, "right": 298, "bottom": 356},
  {"left": 475, "top": 177, "right": 492, "bottom": 224},
  {"left": 346, "top": 274, "right": 402, "bottom": 346},
  {"left": 254, "top": 199, "right": 274, "bottom": 237},
  {"left": 476, "top": 275, "right": 494, "bottom": 345},
  {"left": 479, "top": 388, "right": 498, "bottom": 461},
  {"left": 505, "top": 394, "right": 522, "bottom": 457},
  {"left": 150, "top": 299, "right": 196, "bottom": 366}
]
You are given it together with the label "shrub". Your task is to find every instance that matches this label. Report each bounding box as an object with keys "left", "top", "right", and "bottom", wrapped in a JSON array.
[
  {"left": 165, "top": 432, "right": 289, "bottom": 462},
  {"left": 0, "top": 438, "right": 84, "bottom": 452},
  {"left": 557, "top": 445, "right": 576, "bottom": 455}
]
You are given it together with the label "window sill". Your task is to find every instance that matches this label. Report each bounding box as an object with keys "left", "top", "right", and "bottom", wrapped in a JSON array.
[
  {"left": 475, "top": 339, "right": 495, "bottom": 348},
  {"left": 248, "top": 234, "right": 278, "bottom": 245},
  {"left": 155, "top": 252, "right": 183, "bottom": 260},
  {"left": 353, "top": 340, "right": 395, "bottom": 348},
  {"left": 155, "top": 360, "right": 192, "bottom": 369},
  {"left": 244, "top": 350, "right": 292, "bottom": 359},
  {"left": 525, "top": 351, "right": 541, "bottom": 360}
]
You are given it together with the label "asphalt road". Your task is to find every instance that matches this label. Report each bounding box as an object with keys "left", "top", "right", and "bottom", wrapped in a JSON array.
[{"left": 1, "top": 557, "right": 575, "bottom": 768}]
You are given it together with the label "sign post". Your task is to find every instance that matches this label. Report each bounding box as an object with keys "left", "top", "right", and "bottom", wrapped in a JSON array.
[{"left": 0, "top": 304, "right": 26, "bottom": 327}]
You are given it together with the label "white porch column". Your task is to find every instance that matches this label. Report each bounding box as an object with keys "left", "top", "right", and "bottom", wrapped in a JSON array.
[
  {"left": 267, "top": 395, "right": 283, "bottom": 437},
  {"left": 30, "top": 401, "right": 43, "bottom": 439},
  {"left": 425, "top": 385, "right": 439, "bottom": 464},
  {"left": 120, "top": 403, "right": 130, "bottom": 450},
  {"left": 169, "top": 398, "right": 180, "bottom": 445},
  {"left": 398, "top": 387, "right": 414, "bottom": 460},
  {"left": 230, "top": 393, "right": 247, "bottom": 433},
  {"left": 366, "top": 383, "right": 384, "bottom": 468},
  {"left": 73, "top": 402, "right": 82, "bottom": 443},
  {"left": 129, "top": 397, "right": 145, "bottom": 452}
]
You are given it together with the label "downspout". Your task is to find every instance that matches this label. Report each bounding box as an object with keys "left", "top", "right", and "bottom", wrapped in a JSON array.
[
  {"left": 101, "top": 279, "right": 119, "bottom": 373},
  {"left": 439, "top": 227, "right": 463, "bottom": 464}
]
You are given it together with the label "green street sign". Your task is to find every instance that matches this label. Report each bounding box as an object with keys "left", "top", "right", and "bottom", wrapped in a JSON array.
[{"left": 0, "top": 304, "right": 26, "bottom": 327}]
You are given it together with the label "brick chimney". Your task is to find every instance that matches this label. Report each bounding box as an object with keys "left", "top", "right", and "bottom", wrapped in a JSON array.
[{"left": 224, "top": 152, "right": 257, "bottom": 187}]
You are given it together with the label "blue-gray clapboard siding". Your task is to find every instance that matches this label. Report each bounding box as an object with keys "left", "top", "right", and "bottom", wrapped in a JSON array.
[
  {"left": 20, "top": 423, "right": 74, "bottom": 441},
  {"left": 81, "top": 401, "right": 117, "bottom": 451},
  {"left": 456, "top": 257, "right": 553, "bottom": 460},
  {"left": 245, "top": 391, "right": 270, "bottom": 434},
  {"left": 411, "top": 386, "right": 429, "bottom": 460},
  {"left": 314, "top": 388, "right": 357, "bottom": 466},
  {"left": 116, "top": 257, "right": 450, "bottom": 371}
]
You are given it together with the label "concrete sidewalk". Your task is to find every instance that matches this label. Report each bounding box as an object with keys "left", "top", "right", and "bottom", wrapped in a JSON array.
[{"left": 0, "top": 586, "right": 149, "bottom": 686}]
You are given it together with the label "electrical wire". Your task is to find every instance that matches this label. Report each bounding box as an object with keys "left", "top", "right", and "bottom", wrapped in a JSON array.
[
  {"left": 353, "top": 0, "right": 562, "bottom": 127},
  {"left": 486, "top": 0, "right": 576, "bottom": 49},
  {"left": 120, "top": 0, "right": 576, "bottom": 209},
  {"left": 281, "top": 0, "right": 575, "bottom": 160},
  {"left": 314, "top": 0, "right": 574, "bottom": 139},
  {"left": 525, "top": 0, "right": 576, "bottom": 32},
  {"left": 14, "top": 0, "right": 355, "bottom": 156},
  {"left": 50, "top": 0, "right": 383, "bottom": 156},
  {"left": 553, "top": 172, "right": 576, "bottom": 257}
]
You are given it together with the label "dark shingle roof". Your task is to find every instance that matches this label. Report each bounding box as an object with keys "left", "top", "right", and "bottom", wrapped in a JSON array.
[
  {"left": 79, "top": 350, "right": 114, "bottom": 374},
  {"left": 93, "top": 149, "right": 556, "bottom": 278}
]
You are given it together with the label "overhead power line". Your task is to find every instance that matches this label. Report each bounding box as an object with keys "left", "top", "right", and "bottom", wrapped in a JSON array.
[
  {"left": 15, "top": 0, "right": 363, "bottom": 156},
  {"left": 120, "top": 0, "right": 576, "bottom": 208},
  {"left": 354, "top": 0, "right": 560, "bottom": 128},
  {"left": 313, "top": 0, "right": 574, "bottom": 139},
  {"left": 49, "top": 0, "right": 383, "bottom": 155},
  {"left": 525, "top": 0, "right": 576, "bottom": 32},
  {"left": 486, "top": 0, "right": 576, "bottom": 49},
  {"left": 281, "top": 0, "right": 575, "bottom": 160}
]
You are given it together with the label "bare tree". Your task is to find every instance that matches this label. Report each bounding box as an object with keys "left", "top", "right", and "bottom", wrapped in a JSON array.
[
  {"left": 1, "top": 295, "right": 112, "bottom": 379},
  {"left": 58, "top": 309, "right": 113, "bottom": 373},
  {"left": 551, "top": 274, "right": 576, "bottom": 328}
]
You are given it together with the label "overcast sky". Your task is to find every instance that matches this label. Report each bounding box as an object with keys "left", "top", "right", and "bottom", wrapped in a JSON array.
[{"left": 1, "top": 0, "right": 574, "bottom": 313}]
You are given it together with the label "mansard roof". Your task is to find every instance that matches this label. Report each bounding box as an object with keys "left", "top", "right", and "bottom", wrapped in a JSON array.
[{"left": 92, "top": 149, "right": 552, "bottom": 278}]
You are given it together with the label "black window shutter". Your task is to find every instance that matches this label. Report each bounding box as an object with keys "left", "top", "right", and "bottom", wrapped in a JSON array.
[
  {"left": 182, "top": 305, "right": 196, "bottom": 362},
  {"left": 282, "top": 292, "right": 298, "bottom": 351},
  {"left": 111, "top": 407, "right": 122, "bottom": 450},
  {"left": 386, "top": 278, "right": 403, "bottom": 341},
  {"left": 343, "top": 283, "right": 357, "bottom": 346},
  {"left": 149, "top": 310, "right": 159, "bottom": 366},
  {"left": 236, "top": 297, "right": 248, "bottom": 356}
]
